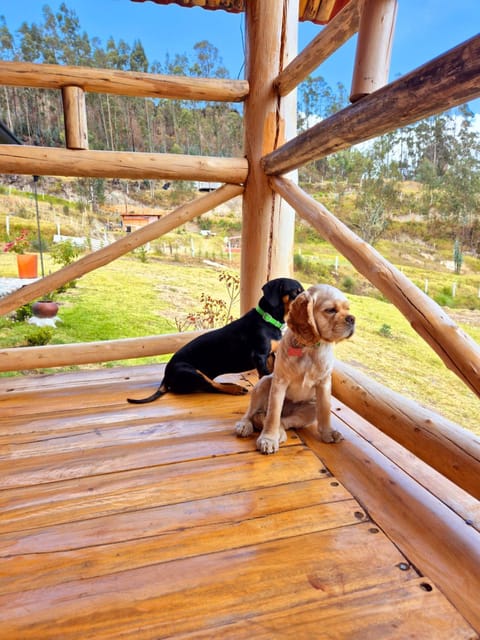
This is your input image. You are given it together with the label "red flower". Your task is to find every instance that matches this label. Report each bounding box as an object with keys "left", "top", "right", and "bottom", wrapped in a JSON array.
[{"left": 3, "top": 229, "right": 31, "bottom": 254}]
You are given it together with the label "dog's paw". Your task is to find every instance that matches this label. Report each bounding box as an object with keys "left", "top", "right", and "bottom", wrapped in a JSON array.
[
  {"left": 219, "top": 382, "right": 249, "bottom": 395},
  {"left": 256, "top": 434, "right": 280, "bottom": 455},
  {"left": 319, "top": 428, "right": 344, "bottom": 444},
  {"left": 235, "top": 419, "right": 254, "bottom": 438}
]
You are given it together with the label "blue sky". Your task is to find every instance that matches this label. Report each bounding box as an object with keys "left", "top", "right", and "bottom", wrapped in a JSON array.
[{"left": 1, "top": 0, "right": 479, "bottom": 110}]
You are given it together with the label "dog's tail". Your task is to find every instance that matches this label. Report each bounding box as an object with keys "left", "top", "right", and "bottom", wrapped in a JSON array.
[{"left": 126, "top": 383, "right": 168, "bottom": 404}]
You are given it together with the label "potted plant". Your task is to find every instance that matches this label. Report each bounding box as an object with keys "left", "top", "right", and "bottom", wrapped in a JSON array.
[
  {"left": 29, "top": 294, "right": 60, "bottom": 327},
  {"left": 32, "top": 299, "right": 59, "bottom": 319},
  {"left": 3, "top": 229, "right": 38, "bottom": 278}
]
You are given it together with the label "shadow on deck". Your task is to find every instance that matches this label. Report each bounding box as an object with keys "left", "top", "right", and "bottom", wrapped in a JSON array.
[{"left": 0, "top": 364, "right": 478, "bottom": 639}]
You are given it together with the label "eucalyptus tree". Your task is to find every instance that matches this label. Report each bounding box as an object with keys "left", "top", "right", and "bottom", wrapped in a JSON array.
[{"left": 439, "top": 107, "right": 480, "bottom": 253}]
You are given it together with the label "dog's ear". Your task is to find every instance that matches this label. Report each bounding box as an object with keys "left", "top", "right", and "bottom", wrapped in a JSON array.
[
  {"left": 287, "top": 291, "right": 320, "bottom": 345},
  {"left": 262, "top": 278, "right": 303, "bottom": 307},
  {"left": 261, "top": 279, "right": 283, "bottom": 307}
]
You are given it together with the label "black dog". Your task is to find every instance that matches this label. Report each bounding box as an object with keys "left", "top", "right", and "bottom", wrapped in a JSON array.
[{"left": 127, "top": 277, "right": 304, "bottom": 403}]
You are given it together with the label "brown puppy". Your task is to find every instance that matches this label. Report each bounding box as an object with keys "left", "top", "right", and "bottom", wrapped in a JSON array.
[{"left": 235, "top": 284, "right": 355, "bottom": 454}]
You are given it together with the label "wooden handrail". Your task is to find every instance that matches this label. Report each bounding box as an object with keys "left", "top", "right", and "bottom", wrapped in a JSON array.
[
  {"left": 264, "top": 34, "right": 480, "bottom": 174},
  {"left": 0, "top": 331, "right": 207, "bottom": 372},
  {"left": 333, "top": 360, "right": 480, "bottom": 499},
  {"left": 0, "top": 61, "right": 249, "bottom": 102},
  {"left": 270, "top": 176, "right": 480, "bottom": 398},
  {"left": 0, "top": 145, "right": 248, "bottom": 182}
]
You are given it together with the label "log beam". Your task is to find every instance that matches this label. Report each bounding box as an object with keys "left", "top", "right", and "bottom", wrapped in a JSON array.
[
  {"left": 0, "top": 331, "right": 207, "bottom": 372},
  {"left": 270, "top": 176, "right": 480, "bottom": 398},
  {"left": 276, "top": 0, "right": 361, "bottom": 97},
  {"left": 0, "top": 145, "right": 248, "bottom": 182},
  {"left": 333, "top": 360, "right": 480, "bottom": 499},
  {"left": 350, "top": 0, "right": 397, "bottom": 102},
  {"left": 0, "top": 61, "right": 249, "bottom": 102},
  {"left": 263, "top": 34, "right": 480, "bottom": 175},
  {"left": 0, "top": 184, "right": 244, "bottom": 316},
  {"left": 62, "top": 86, "right": 88, "bottom": 150}
]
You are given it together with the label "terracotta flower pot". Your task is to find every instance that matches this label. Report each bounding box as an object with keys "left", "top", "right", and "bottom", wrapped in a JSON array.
[
  {"left": 32, "top": 300, "right": 59, "bottom": 318},
  {"left": 17, "top": 253, "right": 38, "bottom": 279}
]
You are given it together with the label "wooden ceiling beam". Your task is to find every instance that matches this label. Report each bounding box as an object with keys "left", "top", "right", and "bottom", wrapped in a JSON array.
[{"left": 276, "top": 0, "right": 361, "bottom": 97}]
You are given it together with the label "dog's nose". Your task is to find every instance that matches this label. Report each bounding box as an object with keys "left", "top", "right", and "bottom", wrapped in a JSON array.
[{"left": 346, "top": 315, "right": 355, "bottom": 326}]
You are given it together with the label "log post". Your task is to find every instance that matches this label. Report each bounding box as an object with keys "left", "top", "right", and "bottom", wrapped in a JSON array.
[
  {"left": 350, "top": 0, "right": 398, "bottom": 102},
  {"left": 62, "top": 86, "right": 88, "bottom": 150},
  {"left": 241, "top": 0, "right": 298, "bottom": 312}
]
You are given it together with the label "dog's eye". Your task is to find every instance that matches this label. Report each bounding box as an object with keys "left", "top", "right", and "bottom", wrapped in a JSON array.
[{"left": 324, "top": 308, "right": 337, "bottom": 314}]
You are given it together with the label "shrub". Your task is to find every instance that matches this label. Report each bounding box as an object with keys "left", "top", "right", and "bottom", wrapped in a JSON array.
[
  {"left": 26, "top": 327, "right": 54, "bottom": 346},
  {"left": 50, "top": 239, "right": 82, "bottom": 267},
  {"left": 434, "top": 287, "right": 454, "bottom": 308},
  {"left": 134, "top": 246, "right": 149, "bottom": 263},
  {"left": 378, "top": 323, "right": 393, "bottom": 338},
  {"left": 14, "top": 303, "right": 33, "bottom": 322},
  {"left": 341, "top": 276, "right": 356, "bottom": 293},
  {"left": 293, "top": 252, "right": 305, "bottom": 271},
  {"left": 50, "top": 240, "right": 82, "bottom": 290}
]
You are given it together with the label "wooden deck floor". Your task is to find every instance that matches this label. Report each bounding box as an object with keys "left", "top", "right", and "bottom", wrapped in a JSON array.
[{"left": 0, "top": 364, "right": 478, "bottom": 639}]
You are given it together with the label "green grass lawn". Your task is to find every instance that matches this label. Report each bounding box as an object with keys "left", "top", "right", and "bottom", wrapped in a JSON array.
[{"left": 0, "top": 249, "right": 478, "bottom": 435}]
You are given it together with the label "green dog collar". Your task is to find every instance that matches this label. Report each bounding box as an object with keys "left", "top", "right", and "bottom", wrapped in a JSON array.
[{"left": 255, "top": 305, "right": 284, "bottom": 330}]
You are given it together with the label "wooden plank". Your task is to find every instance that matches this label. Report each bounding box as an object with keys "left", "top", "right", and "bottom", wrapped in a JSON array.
[
  {"left": 0, "top": 363, "right": 164, "bottom": 393},
  {"left": 0, "top": 449, "right": 337, "bottom": 534},
  {"left": 3, "top": 416, "right": 250, "bottom": 458},
  {"left": 0, "top": 374, "right": 257, "bottom": 440},
  {"left": 0, "top": 376, "right": 252, "bottom": 419},
  {"left": 0, "top": 494, "right": 361, "bottom": 595},
  {"left": 0, "top": 427, "right": 299, "bottom": 490},
  {"left": 0, "top": 524, "right": 415, "bottom": 639},
  {"left": 0, "top": 376, "right": 257, "bottom": 448},
  {"left": 298, "top": 412, "right": 480, "bottom": 633},
  {"left": 168, "top": 579, "right": 478, "bottom": 639},
  {"left": 0, "top": 60, "right": 249, "bottom": 102},
  {"left": 0, "top": 364, "right": 256, "bottom": 395}
]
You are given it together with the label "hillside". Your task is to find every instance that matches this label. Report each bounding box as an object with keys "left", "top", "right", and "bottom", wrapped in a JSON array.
[{"left": 2, "top": 174, "right": 478, "bottom": 310}]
